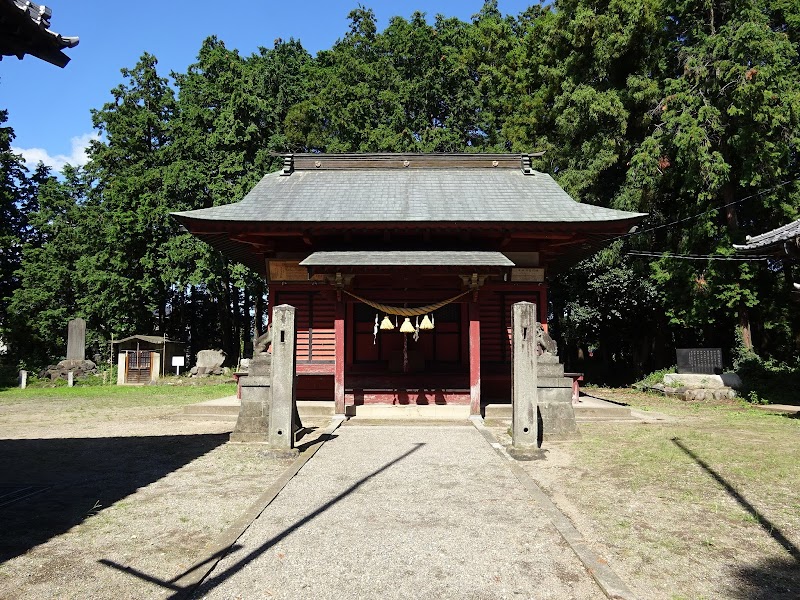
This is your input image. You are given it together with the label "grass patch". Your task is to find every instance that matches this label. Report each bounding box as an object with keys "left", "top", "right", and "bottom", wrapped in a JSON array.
[
  {"left": 0, "top": 383, "right": 236, "bottom": 409},
  {"left": 566, "top": 389, "right": 799, "bottom": 594}
]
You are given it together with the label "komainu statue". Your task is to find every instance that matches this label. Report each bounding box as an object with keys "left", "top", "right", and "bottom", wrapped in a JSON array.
[
  {"left": 250, "top": 325, "right": 273, "bottom": 376},
  {"left": 536, "top": 322, "right": 558, "bottom": 357}
]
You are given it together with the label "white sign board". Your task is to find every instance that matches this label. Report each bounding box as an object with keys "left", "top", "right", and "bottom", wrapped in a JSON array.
[
  {"left": 510, "top": 267, "right": 545, "bottom": 283},
  {"left": 172, "top": 356, "right": 185, "bottom": 367}
]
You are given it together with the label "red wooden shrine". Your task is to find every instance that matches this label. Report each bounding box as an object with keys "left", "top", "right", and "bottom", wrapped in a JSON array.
[{"left": 174, "top": 153, "right": 644, "bottom": 415}]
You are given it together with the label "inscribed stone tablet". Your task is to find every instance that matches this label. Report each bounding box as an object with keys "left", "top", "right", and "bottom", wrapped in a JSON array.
[{"left": 676, "top": 348, "right": 723, "bottom": 374}]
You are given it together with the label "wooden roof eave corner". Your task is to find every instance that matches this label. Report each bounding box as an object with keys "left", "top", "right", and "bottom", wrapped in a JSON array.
[
  {"left": 733, "top": 219, "right": 800, "bottom": 258},
  {"left": 0, "top": 0, "right": 79, "bottom": 67}
]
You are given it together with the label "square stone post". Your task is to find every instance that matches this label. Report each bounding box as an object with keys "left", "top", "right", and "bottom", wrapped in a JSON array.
[
  {"left": 269, "top": 304, "right": 298, "bottom": 450},
  {"left": 510, "top": 301, "right": 543, "bottom": 459},
  {"left": 117, "top": 354, "right": 126, "bottom": 385}
]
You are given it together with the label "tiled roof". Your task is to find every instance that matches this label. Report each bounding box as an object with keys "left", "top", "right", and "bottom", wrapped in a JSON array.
[
  {"left": 0, "top": 0, "right": 79, "bottom": 67},
  {"left": 173, "top": 165, "right": 645, "bottom": 225},
  {"left": 172, "top": 154, "right": 647, "bottom": 275},
  {"left": 300, "top": 251, "right": 515, "bottom": 267},
  {"left": 114, "top": 335, "right": 183, "bottom": 345},
  {"left": 733, "top": 219, "right": 800, "bottom": 255}
]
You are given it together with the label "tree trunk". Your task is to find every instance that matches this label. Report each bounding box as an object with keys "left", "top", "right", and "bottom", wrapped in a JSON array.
[
  {"left": 783, "top": 261, "right": 795, "bottom": 293},
  {"left": 220, "top": 264, "right": 235, "bottom": 362},
  {"left": 188, "top": 284, "right": 196, "bottom": 364},
  {"left": 723, "top": 183, "right": 753, "bottom": 350},
  {"left": 242, "top": 286, "right": 252, "bottom": 358},
  {"left": 254, "top": 280, "right": 265, "bottom": 339},
  {"left": 738, "top": 298, "right": 753, "bottom": 349}
]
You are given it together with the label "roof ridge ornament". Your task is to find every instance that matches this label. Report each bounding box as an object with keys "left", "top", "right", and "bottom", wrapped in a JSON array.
[
  {"left": 521, "top": 151, "right": 545, "bottom": 175},
  {"left": 281, "top": 154, "right": 293, "bottom": 176}
]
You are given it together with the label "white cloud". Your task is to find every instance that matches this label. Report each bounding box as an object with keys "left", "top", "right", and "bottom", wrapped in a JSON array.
[{"left": 12, "top": 132, "right": 100, "bottom": 172}]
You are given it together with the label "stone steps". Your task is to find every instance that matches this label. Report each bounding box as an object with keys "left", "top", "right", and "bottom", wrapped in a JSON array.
[
  {"left": 175, "top": 397, "right": 334, "bottom": 422},
  {"left": 346, "top": 404, "right": 471, "bottom": 420},
  {"left": 178, "top": 395, "right": 635, "bottom": 423},
  {"left": 483, "top": 396, "right": 634, "bottom": 422}
]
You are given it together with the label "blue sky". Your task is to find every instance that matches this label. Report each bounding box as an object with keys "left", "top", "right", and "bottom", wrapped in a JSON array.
[{"left": 1, "top": 0, "right": 534, "bottom": 172}]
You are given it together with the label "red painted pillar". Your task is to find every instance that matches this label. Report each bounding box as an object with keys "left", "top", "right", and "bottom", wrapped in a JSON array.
[
  {"left": 469, "top": 301, "right": 481, "bottom": 416},
  {"left": 539, "top": 286, "right": 548, "bottom": 332},
  {"left": 334, "top": 301, "right": 345, "bottom": 415}
]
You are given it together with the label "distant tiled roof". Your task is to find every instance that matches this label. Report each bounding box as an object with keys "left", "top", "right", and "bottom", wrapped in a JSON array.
[
  {"left": 733, "top": 219, "right": 800, "bottom": 256},
  {"left": 300, "top": 251, "right": 515, "bottom": 267},
  {"left": 0, "top": 0, "right": 79, "bottom": 67},
  {"left": 173, "top": 156, "right": 644, "bottom": 225},
  {"left": 114, "top": 335, "right": 183, "bottom": 345}
]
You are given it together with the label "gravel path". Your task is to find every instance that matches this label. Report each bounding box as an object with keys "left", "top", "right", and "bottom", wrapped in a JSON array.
[{"left": 194, "top": 424, "right": 603, "bottom": 599}]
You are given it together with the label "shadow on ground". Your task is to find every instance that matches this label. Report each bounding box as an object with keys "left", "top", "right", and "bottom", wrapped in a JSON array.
[
  {"left": 672, "top": 437, "right": 800, "bottom": 598},
  {"left": 99, "top": 442, "right": 424, "bottom": 599},
  {"left": 0, "top": 433, "right": 228, "bottom": 562},
  {"left": 730, "top": 556, "right": 800, "bottom": 599}
]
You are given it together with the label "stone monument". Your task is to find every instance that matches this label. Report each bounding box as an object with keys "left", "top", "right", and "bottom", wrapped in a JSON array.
[
  {"left": 40, "top": 318, "right": 97, "bottom": 381},
  {"left": 66, "top": 318, "right": 86, "bottom": 360}
]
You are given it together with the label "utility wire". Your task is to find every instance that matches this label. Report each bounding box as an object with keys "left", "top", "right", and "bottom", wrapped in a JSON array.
[
  {"left": 620, "top": 178, "right": 797, "bottom": 241},
  {"left": 626, "top": 250, "right": 774, "bottom": 261}
]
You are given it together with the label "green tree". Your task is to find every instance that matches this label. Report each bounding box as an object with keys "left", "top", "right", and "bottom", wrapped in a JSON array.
[
  {"left": 170, "top": 37, "right": 312, "bottom": 360},
  {"left": 5, "top": 166, "right": 94, "bottom": 366},
  {"left": 84, "top": 53, "right": 179, "bottom": 339},
  {"left": 0, "top": 109, "right": 29, "bottom": 348},
  {"left": 625, "top": 0, "right": 800, "bottom": 355}
]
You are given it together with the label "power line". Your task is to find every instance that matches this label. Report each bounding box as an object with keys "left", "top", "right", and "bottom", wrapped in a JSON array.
[
  {"left": 627, "top": 250, "right": 774, "bottom": 261},
  {"left": 621, "top": 178, "right": 798, "bottom": 241}
]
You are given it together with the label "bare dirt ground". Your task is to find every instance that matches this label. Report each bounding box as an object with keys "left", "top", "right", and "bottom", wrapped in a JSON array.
[
  {"left": 489, "top": 389, "right": 800, "bottom": 600},
  {"left": 1, "top": 387, "right": 797, "bottom": 600},
  {"left": 0, "top": 391, "right": 329, "bottom": 600}
]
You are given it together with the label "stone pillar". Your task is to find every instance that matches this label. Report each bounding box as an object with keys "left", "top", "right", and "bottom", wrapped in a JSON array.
[
  {"left": 269, "top": 304, "right": 298, "bottom": 450},
  {"left": 150, "top": 352, "right": 160, "bottom": 382},
  {"left": 510, "top": 302, "right": 542, "bottom": 459},
  {"left": 19, "top": 370, "right": 27, "bottom": 389},
  {"left": 66, "top": 318, "right": 86, "bottom": 361},
  {"left": 67, "top": 371, "right": 74, "bottom": 387},
  {"left": 117, "top": 354, "right": 126, "bottom": 385}
]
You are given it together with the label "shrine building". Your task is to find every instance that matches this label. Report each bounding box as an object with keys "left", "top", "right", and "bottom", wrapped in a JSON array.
[{"left": 173, "top": 153, "right": 645, "bottom": 417}]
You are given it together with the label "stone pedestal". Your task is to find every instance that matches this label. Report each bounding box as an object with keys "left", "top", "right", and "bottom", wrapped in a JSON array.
[
  {"left": 537, "top": 353, "right": 578, "bottom": 439},
  {"left": 230, "top": 376, "right": 272, "bottom": 442}
]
